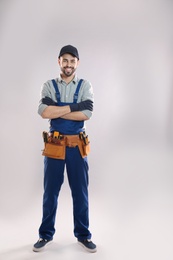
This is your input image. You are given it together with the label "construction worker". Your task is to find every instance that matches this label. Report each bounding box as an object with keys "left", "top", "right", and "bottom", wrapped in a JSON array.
[{"left": 33, "top": 45, "right": 97, "bottom": 253}]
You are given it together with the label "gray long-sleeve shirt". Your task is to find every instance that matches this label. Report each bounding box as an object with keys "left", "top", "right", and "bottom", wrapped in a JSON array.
[{"left": 38, "top": 75, "right": 94, "bottom": 118}]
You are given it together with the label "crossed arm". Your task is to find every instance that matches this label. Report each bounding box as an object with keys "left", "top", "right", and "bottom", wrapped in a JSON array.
[
  {"left": 42, "top": 105, "right": 88, "bottom": 121},
  {"left": 41, "top": 97, "right": 93, "bottom": 121}
]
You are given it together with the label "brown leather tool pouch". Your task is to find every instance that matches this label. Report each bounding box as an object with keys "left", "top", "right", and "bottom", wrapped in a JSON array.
[
  {"left": 42, "top": 132, "right": 90, "bottom": 159},
  {"left": 78, "top": 138, "right": 90, "bottom": 158},
  {"left": 42, "top": 132, "right": 65, "bottom": 160}
]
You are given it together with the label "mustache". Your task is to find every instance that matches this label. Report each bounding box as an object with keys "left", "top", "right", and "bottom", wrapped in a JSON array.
[{"left": 64, "top": 66, "right": 73, "bottom": 69}]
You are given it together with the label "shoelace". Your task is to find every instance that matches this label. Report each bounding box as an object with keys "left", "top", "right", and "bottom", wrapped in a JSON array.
[
  {"left": 83, "top": 239, "right": 92, "bottom": 243},
  {"left": 38, "top": 238, "right": 47, "bottom": 242}
]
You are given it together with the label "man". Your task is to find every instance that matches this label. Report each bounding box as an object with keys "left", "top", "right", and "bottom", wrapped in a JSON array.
[{"left": 33, "top": 45, "right": 96, "bottom": 253}]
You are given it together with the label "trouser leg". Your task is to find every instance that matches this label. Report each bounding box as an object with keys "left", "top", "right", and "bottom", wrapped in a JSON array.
[
  {"left": 66, "top": 147, "right": 91, "bottom": 240},
  {"left": 39, "top": 157, "right": 65, "bottom": 240}
]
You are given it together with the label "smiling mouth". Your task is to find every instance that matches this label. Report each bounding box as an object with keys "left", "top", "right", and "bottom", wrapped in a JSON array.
[
  {"left": 65, "top": 67, "right": 73, "bottom": 70},
  {"left": 64, "top": 67, "right": 73, "bottom": 75}
]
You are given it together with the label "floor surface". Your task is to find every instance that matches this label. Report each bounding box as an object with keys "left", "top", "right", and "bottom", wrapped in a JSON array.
[{"left": 0, "top": 145, "right": 173, "bottom": 260}]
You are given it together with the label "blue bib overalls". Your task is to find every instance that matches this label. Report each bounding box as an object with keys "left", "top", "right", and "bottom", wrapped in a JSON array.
[{"left": 39, "top": 79, "right": 92, "bottom": 241}]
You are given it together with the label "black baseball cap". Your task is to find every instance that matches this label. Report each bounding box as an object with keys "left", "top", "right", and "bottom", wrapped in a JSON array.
[{"left": 58, "top": 45, "right": 79, "bottom": 60}]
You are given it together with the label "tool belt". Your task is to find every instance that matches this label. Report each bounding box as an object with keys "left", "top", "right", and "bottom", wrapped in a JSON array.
[{"left": 42, "top": 131, "right": 90, "bottom": 160}]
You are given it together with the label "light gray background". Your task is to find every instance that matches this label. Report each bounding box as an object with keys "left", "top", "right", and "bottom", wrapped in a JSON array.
[{"left": 0, "top": 0, "right": 173, "bottom": 259}]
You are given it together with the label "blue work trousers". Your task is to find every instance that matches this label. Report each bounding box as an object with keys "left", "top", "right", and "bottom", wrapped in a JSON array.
[{"left": 39, "top": 146, "right": 91, "bottom": 241}]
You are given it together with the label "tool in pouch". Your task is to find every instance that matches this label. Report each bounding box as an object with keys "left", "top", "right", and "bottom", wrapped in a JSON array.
[
  {"left": 78, "top": 132, "right": 90, "bottom": 158},
  {"left": 42, "top": 131, "right": 90, "bottom": 159},
  {"left": 42, "top": 131, "right": 66, "bottom": 159}
]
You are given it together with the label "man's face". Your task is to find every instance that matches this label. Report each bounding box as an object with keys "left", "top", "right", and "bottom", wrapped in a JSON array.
[{"left": 58, "top": 53, "right": 79, "bottom": 77}]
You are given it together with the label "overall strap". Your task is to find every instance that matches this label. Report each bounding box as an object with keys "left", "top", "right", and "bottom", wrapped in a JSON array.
[
  {"left": 73, "top": 79, "right": 83, "bottom": 103},
  {"left": 52, "top": 79, "right": 61, "bottom": 102}
]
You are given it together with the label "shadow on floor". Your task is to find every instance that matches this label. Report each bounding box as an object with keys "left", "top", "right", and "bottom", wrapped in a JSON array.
[{"left": 0, "top": 242, "right": 87, "bottom": 260}]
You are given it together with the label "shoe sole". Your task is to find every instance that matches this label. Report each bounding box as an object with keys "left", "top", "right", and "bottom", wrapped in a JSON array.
[
  {"left": 78, "top": 241, "right": 97, "bottom": 253},
  {"left": 33, "top": 240, "right": 53, "bottom": 252}
]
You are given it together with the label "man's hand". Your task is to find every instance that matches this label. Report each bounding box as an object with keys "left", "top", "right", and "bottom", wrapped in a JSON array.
[
  {"left": 70, "top": 100, "right": 93, "bottom": 112},
  {"left": 42, "top": 97, "right": 57, "bottom": 106}
]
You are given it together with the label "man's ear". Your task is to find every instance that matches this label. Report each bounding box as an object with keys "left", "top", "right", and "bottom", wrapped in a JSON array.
[{"left": 58, "top": 58, "right": 60, "bottom": 65}]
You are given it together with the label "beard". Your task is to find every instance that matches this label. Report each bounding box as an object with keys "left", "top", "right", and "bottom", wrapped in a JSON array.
[{"left": 61, "top": 66, "right": 76, "bottom": 77}]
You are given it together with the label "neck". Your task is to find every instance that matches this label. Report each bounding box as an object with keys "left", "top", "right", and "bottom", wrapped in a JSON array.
[{"left": 61, "top": 73, "right": 75, "bottom": 84}]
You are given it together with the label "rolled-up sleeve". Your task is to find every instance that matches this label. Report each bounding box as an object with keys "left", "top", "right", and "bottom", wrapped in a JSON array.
[
  {"left": 37, "top": 82, "right": 52, "bottom": 116},
  {"left": 38, "top": 103, "right": 48, "bottom": 116},
  {"left": 80, "top": 80, "right": 94, "bottom": 119}
]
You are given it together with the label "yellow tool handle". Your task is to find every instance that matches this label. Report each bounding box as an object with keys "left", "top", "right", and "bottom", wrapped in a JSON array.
[{"left": 53, "top": 131, "right": 59, "bottom": 138}]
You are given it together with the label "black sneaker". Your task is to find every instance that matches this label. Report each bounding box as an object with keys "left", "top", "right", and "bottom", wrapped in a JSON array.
[
  {"left": 33, "top": 238, "right": 53, "bottom": 252},
  {"left": 78, "top": 239, "right": 97, "bottom": 253}
]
